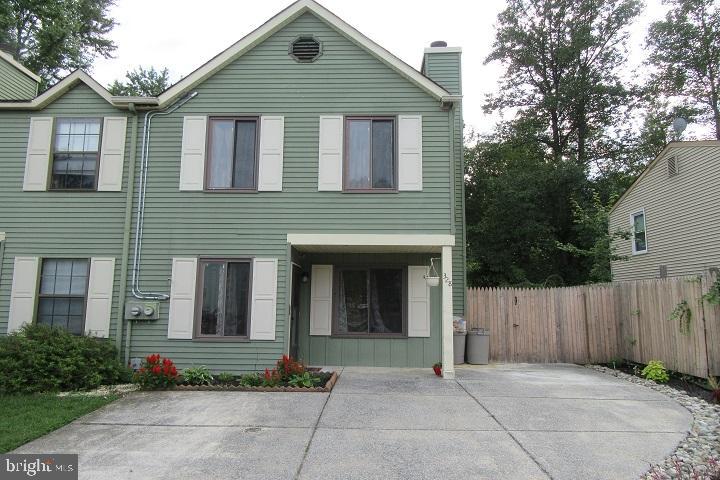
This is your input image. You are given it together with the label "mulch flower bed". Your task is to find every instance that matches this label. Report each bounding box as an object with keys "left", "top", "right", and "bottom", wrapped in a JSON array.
[{"left": 175, "top": 371, "right": 338, "bottom": 393}]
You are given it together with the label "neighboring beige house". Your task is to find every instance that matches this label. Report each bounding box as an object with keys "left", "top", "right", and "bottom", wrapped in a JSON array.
[{"left": 609, "top": 140, "right": 720, "bottom": 281}]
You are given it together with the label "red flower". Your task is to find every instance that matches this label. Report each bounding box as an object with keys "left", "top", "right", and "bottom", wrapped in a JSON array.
[
  {"left": 152, "top": 365, "right": 161, "bottom": 374},
  {"left": 163, "top": 358, "right": 173, "bottom": 367}
]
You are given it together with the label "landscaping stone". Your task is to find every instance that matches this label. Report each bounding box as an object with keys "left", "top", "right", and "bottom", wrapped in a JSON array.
[
  {"left": 586, "top": 365, "right": 720, "bottom": 479},
  {"left": 57, "top": 383, "right": 139, "bottom": 397}
]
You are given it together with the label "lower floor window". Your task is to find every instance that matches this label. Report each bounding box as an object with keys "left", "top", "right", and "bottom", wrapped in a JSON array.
[
  {"left": 37, "top": 258, "right": 88, "bottom": 335},
  {"left": 198, "top": 259, "right": 251, "bottom": 337},
  {"left": 334, "top": 267, "right": 405, "bottom": 335}
]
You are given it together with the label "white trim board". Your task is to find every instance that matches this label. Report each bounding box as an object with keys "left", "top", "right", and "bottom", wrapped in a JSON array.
[
  {"left": 0, "top": 232, "right": 5, "bottom": 241},
  {"left": 287, "top": 233, "right": 455, "bottom": 247}
]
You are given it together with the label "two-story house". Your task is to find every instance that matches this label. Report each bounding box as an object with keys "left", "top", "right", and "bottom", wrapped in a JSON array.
[
  {"left": 610, "top": 141, "right": 720, "bottom": 281},
  {"left": 0, "top": 0, "right": 465, "bottom": 378}
]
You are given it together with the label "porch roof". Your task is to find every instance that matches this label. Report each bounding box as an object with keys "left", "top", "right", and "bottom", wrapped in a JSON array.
[{"left": 287, "top": 233, "right": 454, "bottom": 254}]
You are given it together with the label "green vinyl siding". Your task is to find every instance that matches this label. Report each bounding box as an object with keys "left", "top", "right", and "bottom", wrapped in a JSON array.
[
  {"left": 0, "top": 56, "right": 38, "bottom": 101},
  {"left": 0, "top": 83, "right": 130, "bottom": 340}
]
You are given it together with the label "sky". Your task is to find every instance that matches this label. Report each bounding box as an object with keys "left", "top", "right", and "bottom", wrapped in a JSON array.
[{"left": 92, "top": 0, "right": 676, "bottom": 136}]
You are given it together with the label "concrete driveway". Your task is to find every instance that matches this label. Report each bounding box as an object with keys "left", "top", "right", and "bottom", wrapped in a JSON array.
[{"left": 14, "top": 364, "right": 691, "bottom": 480}]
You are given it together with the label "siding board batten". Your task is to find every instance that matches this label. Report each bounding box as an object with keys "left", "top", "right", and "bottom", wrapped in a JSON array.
[
  {"left": 7, "top": 256, "right": 39, "bottom": 333},
  {"left": 23, "top": 117, "right": 53, "bottom": 191},
  {"left": 309, "top": 265, "right": 332, "bottom": 335},
  {"left": 97, "top": 117, "right": 127, "bottom": 191},
  {"left": 408, "top": 266, "right": 430, "bottom": 337},
  {"left": 250, "top": 258, "right": 278, "bottom": 340},
  {"left": 179, "top": 116, "right": 207, "bottom": 191},
  {"left": 168, "top": 258, "right": 198, "bottom": 339},
  {"left": 398, "top": 115, "right": 422, "bottom": 191},
  {"left": 84, "top": 257, "right": 116, "bottom": 337},
  {"left": 318, "top": 116, "right": 343, "bottom": 191},
  {"left": 258, "top": 116, "right": 284, "bottom": 191}
]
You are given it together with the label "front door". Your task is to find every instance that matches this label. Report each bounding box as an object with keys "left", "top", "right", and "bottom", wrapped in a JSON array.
[{"left": 289, "top": 265, "right": 302, "bottom": 359}]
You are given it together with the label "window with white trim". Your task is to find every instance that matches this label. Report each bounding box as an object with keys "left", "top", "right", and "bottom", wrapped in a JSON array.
[
  {"left": 51, "top": 118, "right": 102, "bottom": 190},
  {"left": 38, "top": 258, "right": 89, "bottom": 334},
  {"left": 631, "top": 211, "right": 647, "bottom": 254}
]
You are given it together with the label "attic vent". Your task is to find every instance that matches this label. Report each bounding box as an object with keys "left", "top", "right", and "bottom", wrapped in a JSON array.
[
  {"left": 667, "top": 156, "right": 678, "bottom": 177},
  {"left": 289, "top": 36, "right": 321, "bottom": 63}
]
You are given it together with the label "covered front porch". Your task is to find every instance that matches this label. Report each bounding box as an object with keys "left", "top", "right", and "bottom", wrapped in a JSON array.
[{"left": 286, "top": 234, "right": 456, "bottom": 379}]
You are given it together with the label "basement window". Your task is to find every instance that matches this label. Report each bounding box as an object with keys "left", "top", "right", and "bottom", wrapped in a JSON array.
[{"left": 289, "top": 36, "right": 322, "bottom": 63}]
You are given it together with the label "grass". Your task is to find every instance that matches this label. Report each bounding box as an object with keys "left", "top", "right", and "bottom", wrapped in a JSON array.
[{"left": 0, "top": 393, "right": 118, "bottom": 453}]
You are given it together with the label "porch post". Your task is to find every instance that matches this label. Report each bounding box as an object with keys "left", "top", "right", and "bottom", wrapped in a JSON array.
[{"left": 441, "top": 245, "right": 455, "bottom": 379}]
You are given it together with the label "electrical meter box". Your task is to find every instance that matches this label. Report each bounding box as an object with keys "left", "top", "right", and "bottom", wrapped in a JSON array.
[{"left": 124, "top": 301, "right": 160, "bottom": 321}]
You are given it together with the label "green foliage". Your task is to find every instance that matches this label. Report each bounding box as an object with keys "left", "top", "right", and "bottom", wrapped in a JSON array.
[
  {"left": 0, "top": 393, "right": 117, "bottom": 453},
  {"left": 646, "top": 0, "right": 720, "bottom": 139},
  {"left": 0, "top": 0, "right": 117, "bottom": 88},
  {"left": 669, "top": 300, "right": 692, "bottom": 335},
  {"left": 216, "top": 372, "right": 235, "bottom": 384},
  {"left": 238, "top": 374, "right": 263, "bottom": 387},
  {"left": 0, "top": 324, "right": 131, "bottom": 395},
  {"left": 702, "top": 279, "right": 720, "bottom": 306},
  {"left": 556, "top": 191, "right": 630, "bottom": 283},
  {"left": 288, "top": 372, "right": 320, "bottom": 388},
  {"left": 132, "top": 354, "right": 177, "bottom": 390},
  {"left": 182, "top": 366, "right": 214, "bottom": 386},
  {"left": 108, "top": 66, "right": 171, "bottom": 97},
  {"left": 641, "top": 360, "right": 670, "bottom": 383}
]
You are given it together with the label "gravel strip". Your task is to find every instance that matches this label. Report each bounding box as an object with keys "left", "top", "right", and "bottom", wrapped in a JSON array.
[
  {"left": 586, "top": 365, "right": 720, "bottom": 479},
  {"left": 57, "top": 383, "right": 139, "bottom": 397}
]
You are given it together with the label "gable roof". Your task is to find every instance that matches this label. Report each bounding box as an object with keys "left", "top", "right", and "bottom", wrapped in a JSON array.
[
  {"left": 609, "top": 140, "right": 720, "bottom": 214},
  {"left": 0, "top": 70, "right": 158, "bottom": 110},
  {"left": 157, "top": 0, "right": 455, "bottom": 107},
  {"left": 0, "top": 50, "right": 41, "bottom": 84}
]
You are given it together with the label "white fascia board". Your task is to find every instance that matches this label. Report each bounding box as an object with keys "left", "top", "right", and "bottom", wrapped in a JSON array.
[
  {"left": 158, "top": 0, "right": 451, "bottom": 107},
  {"left": 286, "top": 233, "right": 455, "bottom": 247},
  {"left": 423, "top": 47, "right": 462, "bottom": 54}
]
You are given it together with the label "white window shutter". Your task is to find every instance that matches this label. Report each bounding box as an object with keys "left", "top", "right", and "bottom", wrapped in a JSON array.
[
  {"left": 258, "top": 116, "right": 284, "bottom": 191},
  {"left": 318, "top": 116, "right": 343, "bottom": 191},
  {"left": 408, "top": 266, "right": 431, "bottom": 337},
  {"left": 23, "top": 117, "right": 53, "bottom": 191},
  {"left": 398, "top": 115, "right": 423, "bottom": 191},
  {"left": 97, "top": 117, "right": 127, "bottom": 192},
  {"left": 309, "top": 265, "right": 332, "bottom": 335},
  {"left": 250, "top": 258, "right": 278, "bottom": 340},
  {"left": 8, "top": 257, "right": 40, "bottom": 333},
  {"left": 179, "top": 116, "right": 207, "bottom": 191},
  {"left": 168, "top": 258, "right": 198, "bottom": 339},
  {"left": 84, "top": 257, "right": 116, "bottom": 337}
]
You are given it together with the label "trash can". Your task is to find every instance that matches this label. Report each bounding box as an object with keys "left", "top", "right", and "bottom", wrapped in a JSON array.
[
  {"left": 466, "top": 328, "right": 490, "bottom": 365},
  {"left": 453, "top": 332, "right": 467, "bottom": 364}
]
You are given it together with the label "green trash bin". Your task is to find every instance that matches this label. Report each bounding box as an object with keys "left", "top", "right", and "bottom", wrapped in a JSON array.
[
  {"left": 467, "top": 328, "right": 490, "bottom": 365},
  {"left": 453, "top": 332, "right": 466, "bottom": 364}
]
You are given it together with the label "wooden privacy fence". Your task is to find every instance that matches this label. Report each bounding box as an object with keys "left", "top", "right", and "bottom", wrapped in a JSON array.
[{"left": 466, "top": 271, "right": 720, "bottom": 378}]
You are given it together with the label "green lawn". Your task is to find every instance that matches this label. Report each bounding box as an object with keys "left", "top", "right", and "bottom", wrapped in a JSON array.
[{"left": 0, "top": 393, "right": 118, "bottom": 453}]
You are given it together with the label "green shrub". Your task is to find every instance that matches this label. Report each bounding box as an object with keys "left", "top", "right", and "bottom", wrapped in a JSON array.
[
  {"left": 288, "top": 372, "right": 320, "bottom": 388},
  {"left": 641, "top": 360, "right": 670, "bottom": 383},
  {"left": 0, "top": 324, "right": 132, "bottom": 394},
  {"left": 216, "top": 372, "right": 235, "bottom": 384},
  {"left": 182, "top": 366, "right": 214, "bottom": 386},
  {"left": 239, "top": 373, "right": 263, "bottom": 387}
]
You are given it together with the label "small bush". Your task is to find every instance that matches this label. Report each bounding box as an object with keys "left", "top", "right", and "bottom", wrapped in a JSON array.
[
  {"left": 132, "top": 354, "right": 178, "bottom": 390},
  {"left": 216, "top": 372, "right": 235, "bottom": 384},
  {"left": 182, "top": 366, "right": 214, "bottom": 386},
  {"left": 238, "top": 373, "right": 263, "bottom": 387},
  {"left": 288, "top": 372, "right": 320, "bottom": 388},
  {"left": 0, "top": 324, "right": 132, "bottom": 394},
  {"left": 641, "top": 360, "right": 670, "bottom": 383}
]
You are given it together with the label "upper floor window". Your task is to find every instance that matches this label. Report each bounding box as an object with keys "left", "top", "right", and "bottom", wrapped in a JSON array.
[
  {"left": 344, "top": 117, "right": 395, "bottom": 191},
  {"left": 38, "top": 258, "right": 89, "bottom": 335},
  {"left": 51, "top": 118, "right": 101, "bottom": 190},
  {"left": 196, "top": 259, "right": 251, "bottom": 338},
  {"left": 206, "top": 117, "right": 258, "bottom": 190},
  {"left": 632, "top": 211, "right": 647, "bottom": 254}
]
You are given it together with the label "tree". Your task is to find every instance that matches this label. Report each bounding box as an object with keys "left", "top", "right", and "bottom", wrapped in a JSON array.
[
  {"left": 646, "top": 0, "right": 720, "bottom": 139},
  {"left": 556, "top": 191, "right": 629, "bottom": 283},
  {"left": 108, "top": 66, "right": 171, "bottom": 97},
  {"left": 485, "top": 0, "right": 642, "bottom": 168},
  {"left": 0, "top": 0, "right": 116, "bottom": 89}
]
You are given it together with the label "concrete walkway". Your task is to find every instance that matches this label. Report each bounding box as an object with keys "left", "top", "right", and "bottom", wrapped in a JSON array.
[{"left": 14, "top": 364, "right": 691, "bottom": 480}]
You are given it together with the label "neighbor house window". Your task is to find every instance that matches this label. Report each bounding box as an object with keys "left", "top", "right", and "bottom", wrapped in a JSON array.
[
  {"left": 51, "top": 118, "right": 102, "bottom": 190},
  {"left": 333, "top": 267, "right": 405, "bottom": 336},
  {"left": 37, "top": 259, "right": 89, "bottom": 335},
  {"left": 196, "top": 259, "right": 251, "bottom": 338},
  {"left": 206, "top": 118, "right": 258, "bottom": 190},
  {"left": 344, "top": 117, "right": 395, "bottom": 191},
  {"left": 632, "top": 211, "right": 647, "bottom": 254}
]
